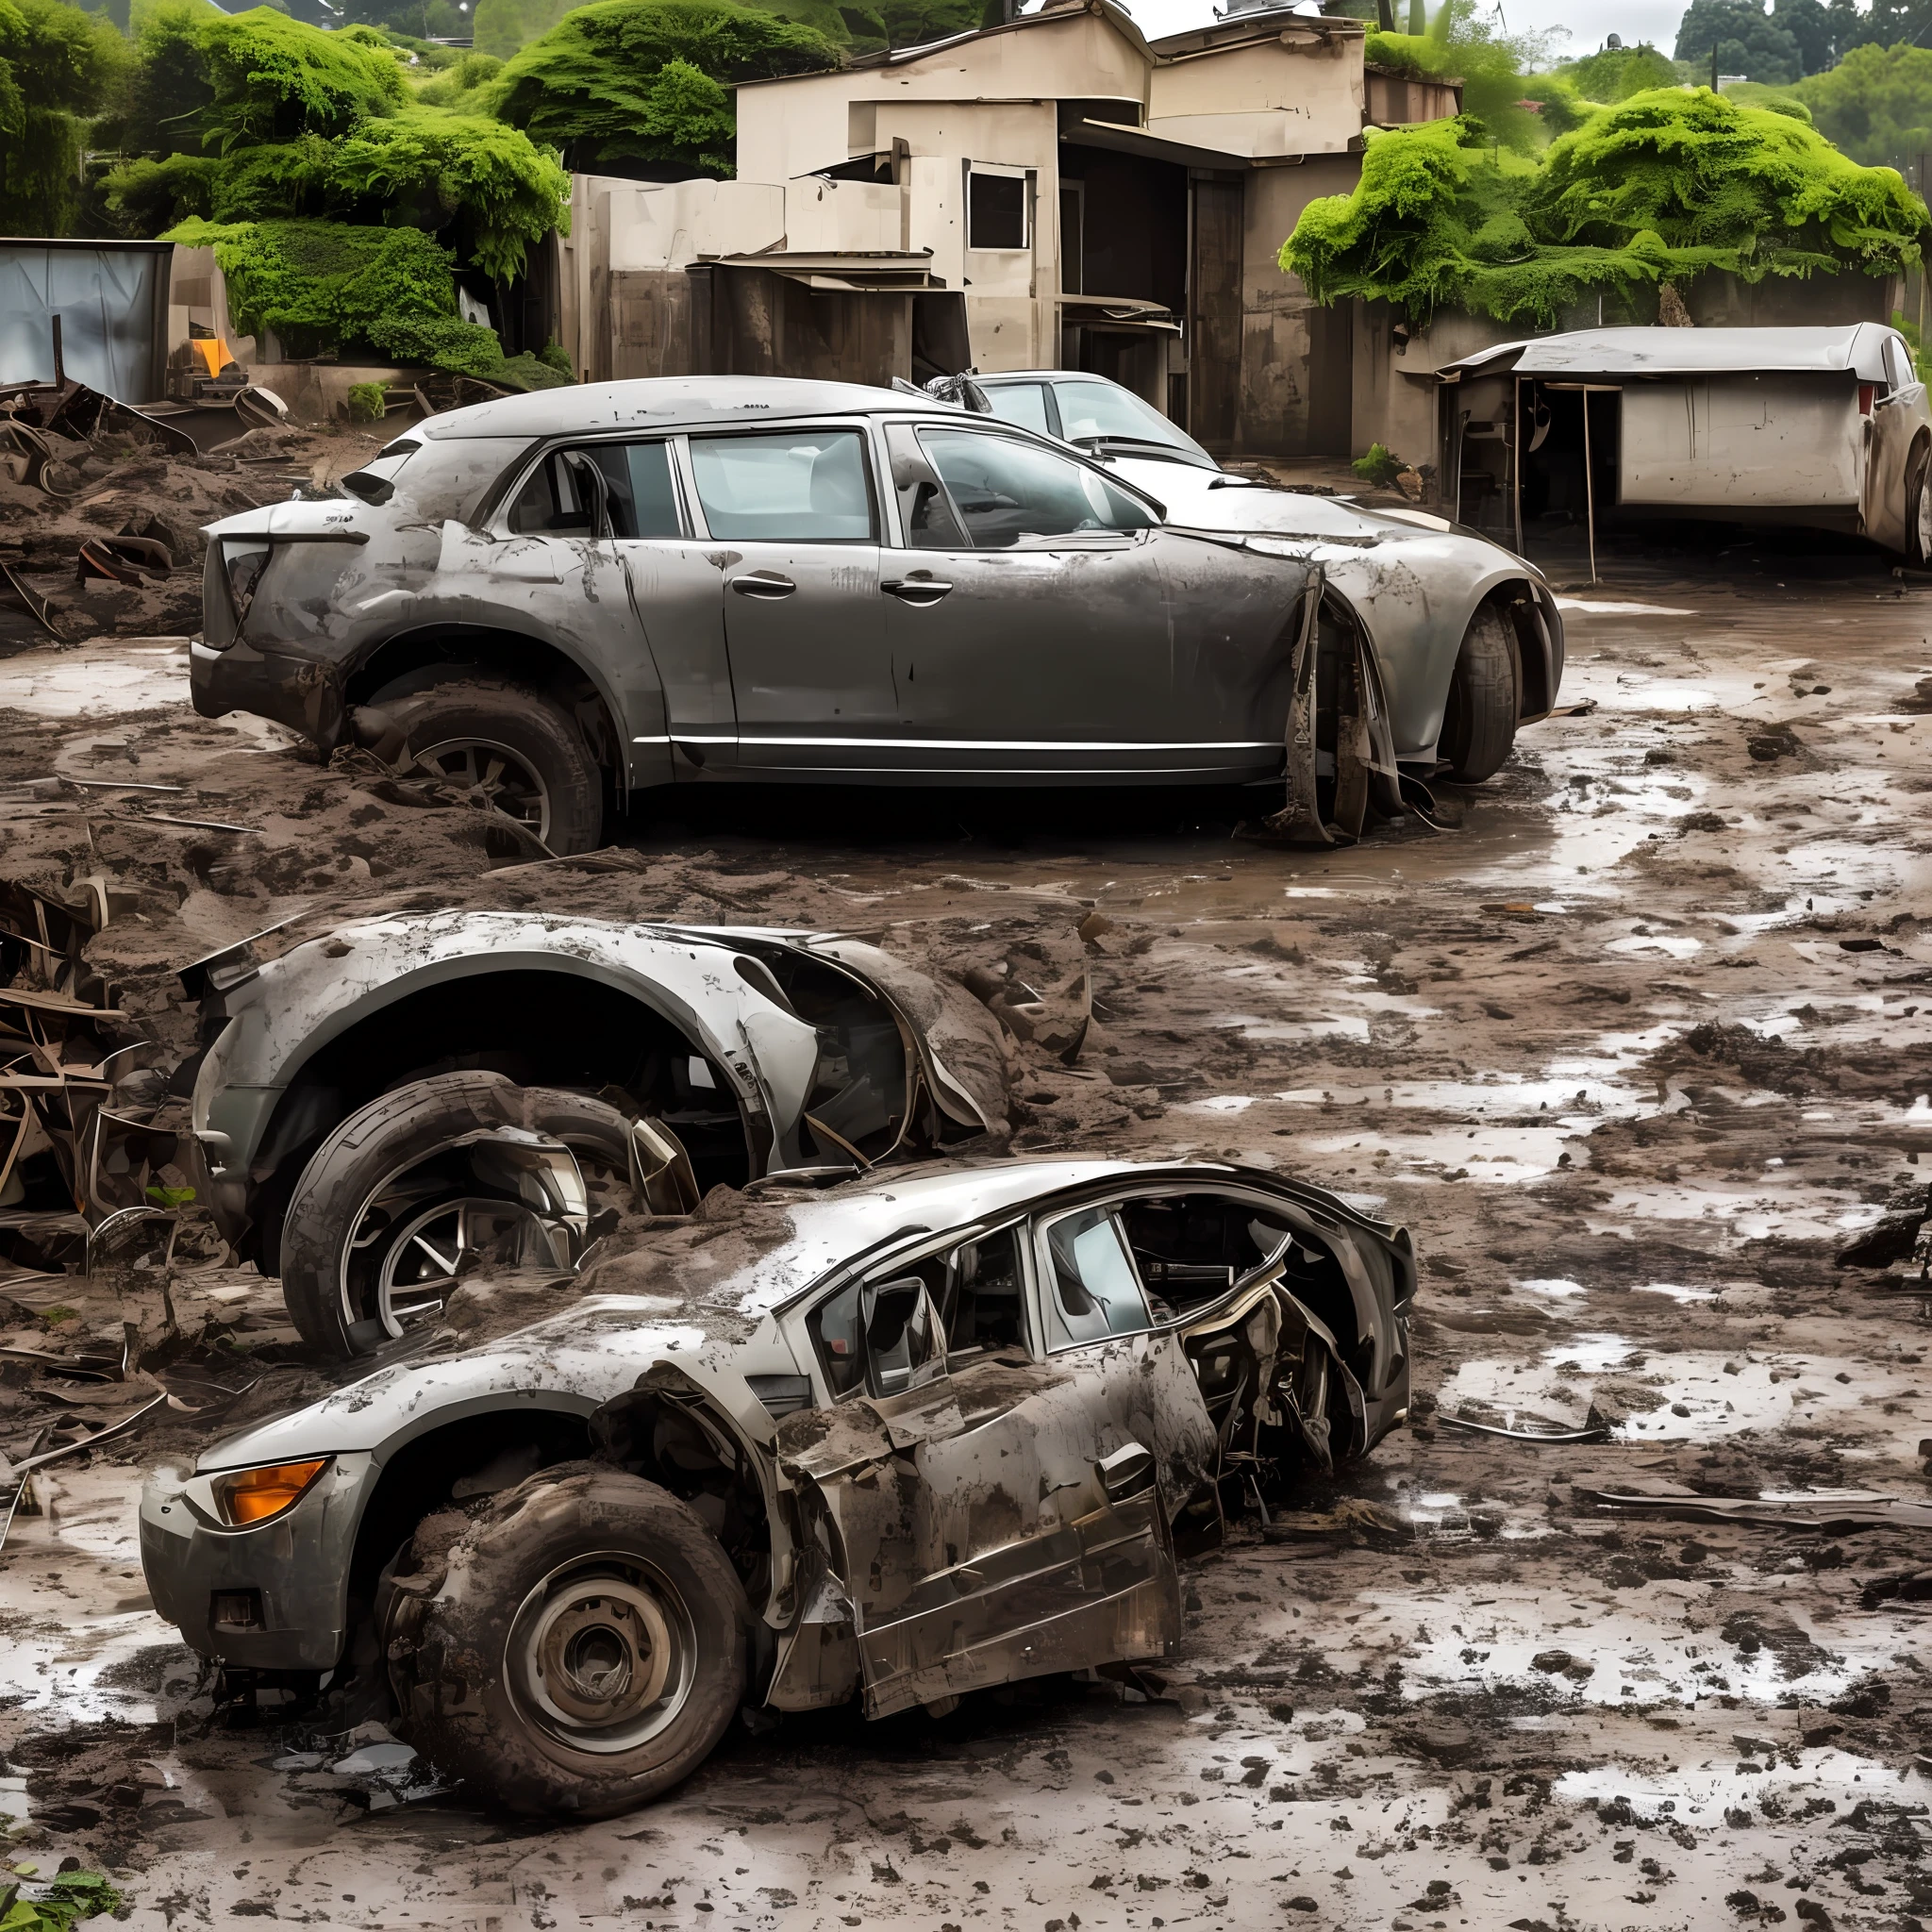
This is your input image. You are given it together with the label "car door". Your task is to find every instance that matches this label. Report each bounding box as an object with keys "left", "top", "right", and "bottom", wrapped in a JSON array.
[
  {"left": 682, "top": 425, "right": 897, "bottom": 775},
  {"left": 499, "top": 440, "right": 727, "bottom": 787},
  {"left": 878, "top": 422, "right": 1191, "bottom": 777},
  {"left": 776, "top": 1220, "right": 1181, "bottom": 1718}
]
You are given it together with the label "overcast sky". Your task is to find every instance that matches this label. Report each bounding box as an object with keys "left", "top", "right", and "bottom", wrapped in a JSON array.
[{"left": 1111, "top": 0, "right": 1690, "bottom": 65}]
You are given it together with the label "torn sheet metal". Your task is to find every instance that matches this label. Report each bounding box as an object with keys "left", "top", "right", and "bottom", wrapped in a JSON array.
[{"left": 1583, "top": 1480, "right": 1932, "bottom": 1532}]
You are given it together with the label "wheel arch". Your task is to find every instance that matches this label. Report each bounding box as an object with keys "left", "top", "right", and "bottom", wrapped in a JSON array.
[
  {"left": 219, "top": 952, "right": 767, "bottom": 1269},
  {"left": 342, "top": 624, "right": 628, "bottom": 792},
  {"left": 1467, "top": 575, "right": 1560, "bottom": 724},
  {"left": 346, "top": 1397, "right": 600, "bottom": 1607}
]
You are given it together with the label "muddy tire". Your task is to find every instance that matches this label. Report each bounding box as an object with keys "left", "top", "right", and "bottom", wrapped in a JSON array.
[
  {"left": 1439, "top": 604, "right": 1521, "bottom": 784},
  {"left": 1907, "top": 441, "right": 1932, "bottom": 568},
  {"left": 392, "top": 1466, "right": 750, "bottom": 1817},
  {"left": 376, "top": 679, "right": 602, "bottom": 855},
  {"left": 279, "top": 1073, "right": 632, "bottom": 1358}
]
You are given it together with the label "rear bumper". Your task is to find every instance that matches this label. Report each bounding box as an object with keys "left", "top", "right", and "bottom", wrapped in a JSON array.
[{"left": 191, "top": 638, "right": 347, "bottom": 749}]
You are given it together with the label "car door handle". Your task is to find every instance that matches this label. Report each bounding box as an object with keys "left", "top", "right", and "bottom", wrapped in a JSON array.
[
  {"left": 730, "top": 572, "right": 795, "bottom": 599},
  {"left": 882, "top": 577, "right": 954, "bottom": 605}
]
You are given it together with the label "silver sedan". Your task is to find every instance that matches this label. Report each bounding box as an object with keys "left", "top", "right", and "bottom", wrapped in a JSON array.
[{"left": 192, "top": 377, "right": 1563, "bottom": 854}]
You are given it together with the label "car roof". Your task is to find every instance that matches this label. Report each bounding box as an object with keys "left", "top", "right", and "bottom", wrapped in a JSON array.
[{"left": 415, "top": 375, "right": 965, "bottom": 441}]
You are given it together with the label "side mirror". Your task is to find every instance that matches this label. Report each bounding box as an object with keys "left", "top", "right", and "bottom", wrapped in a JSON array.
[{"left": 860, "top": 1275, "right": 947, "bottom": 1396}]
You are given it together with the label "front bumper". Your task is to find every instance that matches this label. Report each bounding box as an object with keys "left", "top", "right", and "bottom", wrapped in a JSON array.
[
  {"left": 140, "top": 1451, "right": 374, "bottom": 1670},
  {"left": 191, "top": 638, "right": 348, "bottom": 749}
]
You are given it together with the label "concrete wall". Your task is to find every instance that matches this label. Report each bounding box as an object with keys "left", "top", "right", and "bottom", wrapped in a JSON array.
[
  {"left": 1237, "top": 155, "right": 1360, "bottom": 457},
  {"left": 1148, "top": 25, "right": 1363, "bottom": 158}
]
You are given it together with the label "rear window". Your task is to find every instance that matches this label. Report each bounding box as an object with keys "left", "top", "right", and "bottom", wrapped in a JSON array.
[{"left": 984, "top": 382, "right": 1053, "bottom": 437}]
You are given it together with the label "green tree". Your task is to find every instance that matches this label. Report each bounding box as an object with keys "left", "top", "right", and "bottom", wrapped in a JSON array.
[
  {"left": 196, "top": 9, "right": 407, "bottom": 151},
  {"left": 1794, "top": 39, "right": 1932, "bottom": 167},
  {"left": 1674, "top": 0, "right": 1803, "bottom": 82},
  {"left": 0, "top": 0, "right": 129, "bottom": 232},
  {"left": 1283, "top": 87, "right": 1929, "bottom": 325},
  {"left": 1563, "top": 42, "right": 1680, "bottom": 101},
  {"left": 1365, "top": 0, "right": 1568, "bottom": 150},
  {"left": 472, "top": 0, "right": 571, "bottom": 58},
  {"left": 485, "top": 0, "right": 840, "bottom": 175},
  {"left": 1775, "top": 0, "right": 1836, "bottom": 74},
  {"left": 876, "top": 0, "right": 977, "bottom": 45}
]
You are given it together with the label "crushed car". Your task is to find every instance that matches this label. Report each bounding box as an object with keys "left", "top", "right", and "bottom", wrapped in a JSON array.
[
  {"left": 139, "top": 1156, "right": 1414, "bottom": 1816},
  {"left": 183, "top": 908, "right": 1011, "bottom": 1357},
  {"left": 191, "top": 375, "right": 1563, "bottom": 855}
]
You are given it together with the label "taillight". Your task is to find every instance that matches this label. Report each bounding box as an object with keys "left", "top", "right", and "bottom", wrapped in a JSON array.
[
  {"left": 1858, "top": 384, "right": 1875, "bottom": 415},
  {"left": 223, "top": 540, "right": 272, "bottom": 626}
]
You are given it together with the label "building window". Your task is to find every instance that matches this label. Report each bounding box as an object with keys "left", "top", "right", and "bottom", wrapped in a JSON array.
[{"left": 968, "top": 168, "right": 1029, "bottom": 251}]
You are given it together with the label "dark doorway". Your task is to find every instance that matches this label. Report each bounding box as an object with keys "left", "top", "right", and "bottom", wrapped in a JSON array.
[{"left": 1188, "top": 175, "right": 1242, "bottom": 453}]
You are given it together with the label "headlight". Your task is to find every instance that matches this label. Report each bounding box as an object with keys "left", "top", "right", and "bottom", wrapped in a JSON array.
[{"left": 210, "top": 1457, "right": 328, "bottom": 1526}]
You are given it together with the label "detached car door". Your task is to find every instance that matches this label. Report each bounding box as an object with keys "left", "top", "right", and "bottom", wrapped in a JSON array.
[
  {"left": 777, "top": 1221, "right": 1181, "bottom": 1718},
  {"left": 684, "top": 425, "right": 897, "bottom": 774}
]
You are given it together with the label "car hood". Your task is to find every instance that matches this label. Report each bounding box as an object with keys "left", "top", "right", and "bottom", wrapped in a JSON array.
[{"left": 1110, "top": 457, "right": 1542, "bottom": 570}]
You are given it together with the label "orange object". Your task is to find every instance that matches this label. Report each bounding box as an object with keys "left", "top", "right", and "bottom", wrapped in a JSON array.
[
  {"left": 212, "top": 1457, "right": 328, "bottom": 1525},
  {"left": 190, "top": 337, "right": 230, "bottom": 380}
]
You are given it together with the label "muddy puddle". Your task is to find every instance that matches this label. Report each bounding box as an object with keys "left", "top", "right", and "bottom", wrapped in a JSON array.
[{"left": 2, "top": 527, "right": 1930, "bottom": 1929}]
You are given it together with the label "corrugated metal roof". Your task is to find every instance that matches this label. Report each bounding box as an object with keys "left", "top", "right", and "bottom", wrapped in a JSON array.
[{"left": 1433, "top": 324, "right": 1898, "bottom": 383}]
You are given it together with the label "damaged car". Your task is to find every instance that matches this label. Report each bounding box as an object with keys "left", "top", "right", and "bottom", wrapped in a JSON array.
[
  {"left": 185, "top": 909, "right": 1007, "bottom": 1357},
  {"left": 139, "top": 1156, "right": 1413, "bottom": 1816},
  {"left": 192, "top": 376, "right": 1563, "bottom": 854}
]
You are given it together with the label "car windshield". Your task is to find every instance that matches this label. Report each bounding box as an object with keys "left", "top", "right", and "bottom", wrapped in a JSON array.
[{"left": 1054, "top": 380, "right": 1215, "bottom": 467}]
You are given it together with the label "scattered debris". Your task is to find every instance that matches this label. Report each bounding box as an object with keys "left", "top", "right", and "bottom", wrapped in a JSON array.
[{"left": 1582, "top": 1480, "right": 1932, "bottom": 1532}]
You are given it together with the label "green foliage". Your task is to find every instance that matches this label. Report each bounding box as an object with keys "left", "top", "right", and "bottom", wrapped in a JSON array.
[
  {"left": 1352, "top": 441, "right": 1404, "bottom": 485},
  {"left": 1282, "top": 88, "right": 1932, "bottom": 327},
  {"left": 197, "top": 8, "right": 407, "bottom": 152},
  {"left": 162, "top": 214, "right": 573, "bottom": 383},
  {"left": 876, "top": 0, "right": 977, "bottom": 45},
  {"left": 1794, "top": 40, "right": 1932, "bottom": 167},
  {"left": 144, "top": 1183, "right": 196, "bottom": 1208},
  {"left": 538, "top": 336, "right": 572, "bottom": 373},
  {"left": 472, "top": 0, "right": 572, "bottom": 59},
  {"left": 1563, "top": 42, "right": 1680, "bottom": 102},
  {"left": 0, "top": 1872, "right": 124, "bottom": 1932},
  {"left": 0, "top": 0, "right": 131, "bottom": 231},
  {"left": 1673, "top": 0, "right": 1829, "bottom": 83},
  {"left": 1892, "top": 306, "right": 1926, "bottom": 374},
  {"left": 345, "top": 379, "right": 388, "bottom": 420},
  {"left": 1365, "top": 2, "right": 1568, "bottom": 151},
  {"left": 486, "top": 0, "right": 841, "bottom": 175}
]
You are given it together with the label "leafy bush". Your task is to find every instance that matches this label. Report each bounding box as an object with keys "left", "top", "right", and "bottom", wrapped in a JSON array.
[
  {"left": 1283, "top": 87, "right": 1931, "bottom": 327},
  {"left": 1794, "top": 41, "right": 1932, "bottom": 168},
  {"left": 0, "top": 0, "right": 130, "bottom": 231},
  {"left": 485, "top": 0, "right": 841, "bottom": 175},
  {"left": 0, "top": 1871, "right": 124, "bottom": 1932},
  {"left": 1352, "top": 442, "right": 1404, "bottom": 486},
  {"left": 345, "top": 379, "right": 388, "bottom": 419},
  {"left": 1562, "top": 42, "right": 1680, "bottom": 102},
  {"left": 1365, "top": 0, "right": 1567, "bottom": 151},
  {"left": 197, "top": 7, "right": 407, "bottom": 152}
]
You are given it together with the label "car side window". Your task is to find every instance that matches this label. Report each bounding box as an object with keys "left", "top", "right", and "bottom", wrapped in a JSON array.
[
  {"left": 689, "top": 429, "right": 876, "bottom": 542},
  {"left": 507, "top": 441, "right": 682, "bottom": 540},
  {"left": 938, "top": 1224, "right": 1027, "bottom": 1358},
  {"left": 984, "top": 382, "right": 1054, "bottom": 438},
  {"left": 1040, "top": 1206, "right": 1153, "bottom": 1350},
  {"left": 917, "top": 427, "right": 1156, "bottom": 549}
]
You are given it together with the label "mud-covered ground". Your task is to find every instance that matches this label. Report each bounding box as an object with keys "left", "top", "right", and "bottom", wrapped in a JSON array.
[{"left": 2, "top": 523, "right": 1930, "bottom": 1932}]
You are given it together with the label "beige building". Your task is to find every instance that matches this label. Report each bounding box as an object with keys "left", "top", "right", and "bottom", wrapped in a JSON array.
[{"left": 554, "top": 0, "right": 1459, "bottom": 459}]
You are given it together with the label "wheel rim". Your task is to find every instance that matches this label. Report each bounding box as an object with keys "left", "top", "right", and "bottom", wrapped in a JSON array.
[
  {"left": 412, "top": 737, "right": 552, "bottom": 843},
  {"left": 505, "top": 1555, "right": 697, "bottom": 1757},
  {"left": 366, "top": 1193, "right": 564, "bottom": 1335},
  {"left": 1917, "top": 476, "right": 1932, "bottom": 560},
  {"left": 338, "top": 1133, "right": 618, "bottom": 1344}
]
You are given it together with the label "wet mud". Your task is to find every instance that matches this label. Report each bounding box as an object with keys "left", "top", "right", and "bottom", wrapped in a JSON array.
[{"left": 1, "top": 524, "right": 1930, "bottom": 1930}]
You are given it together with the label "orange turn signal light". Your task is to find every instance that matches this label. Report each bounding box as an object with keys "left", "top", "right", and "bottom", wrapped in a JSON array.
[{"left": 211, "top": 1458, "right": 328, "bottom": 1526}]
